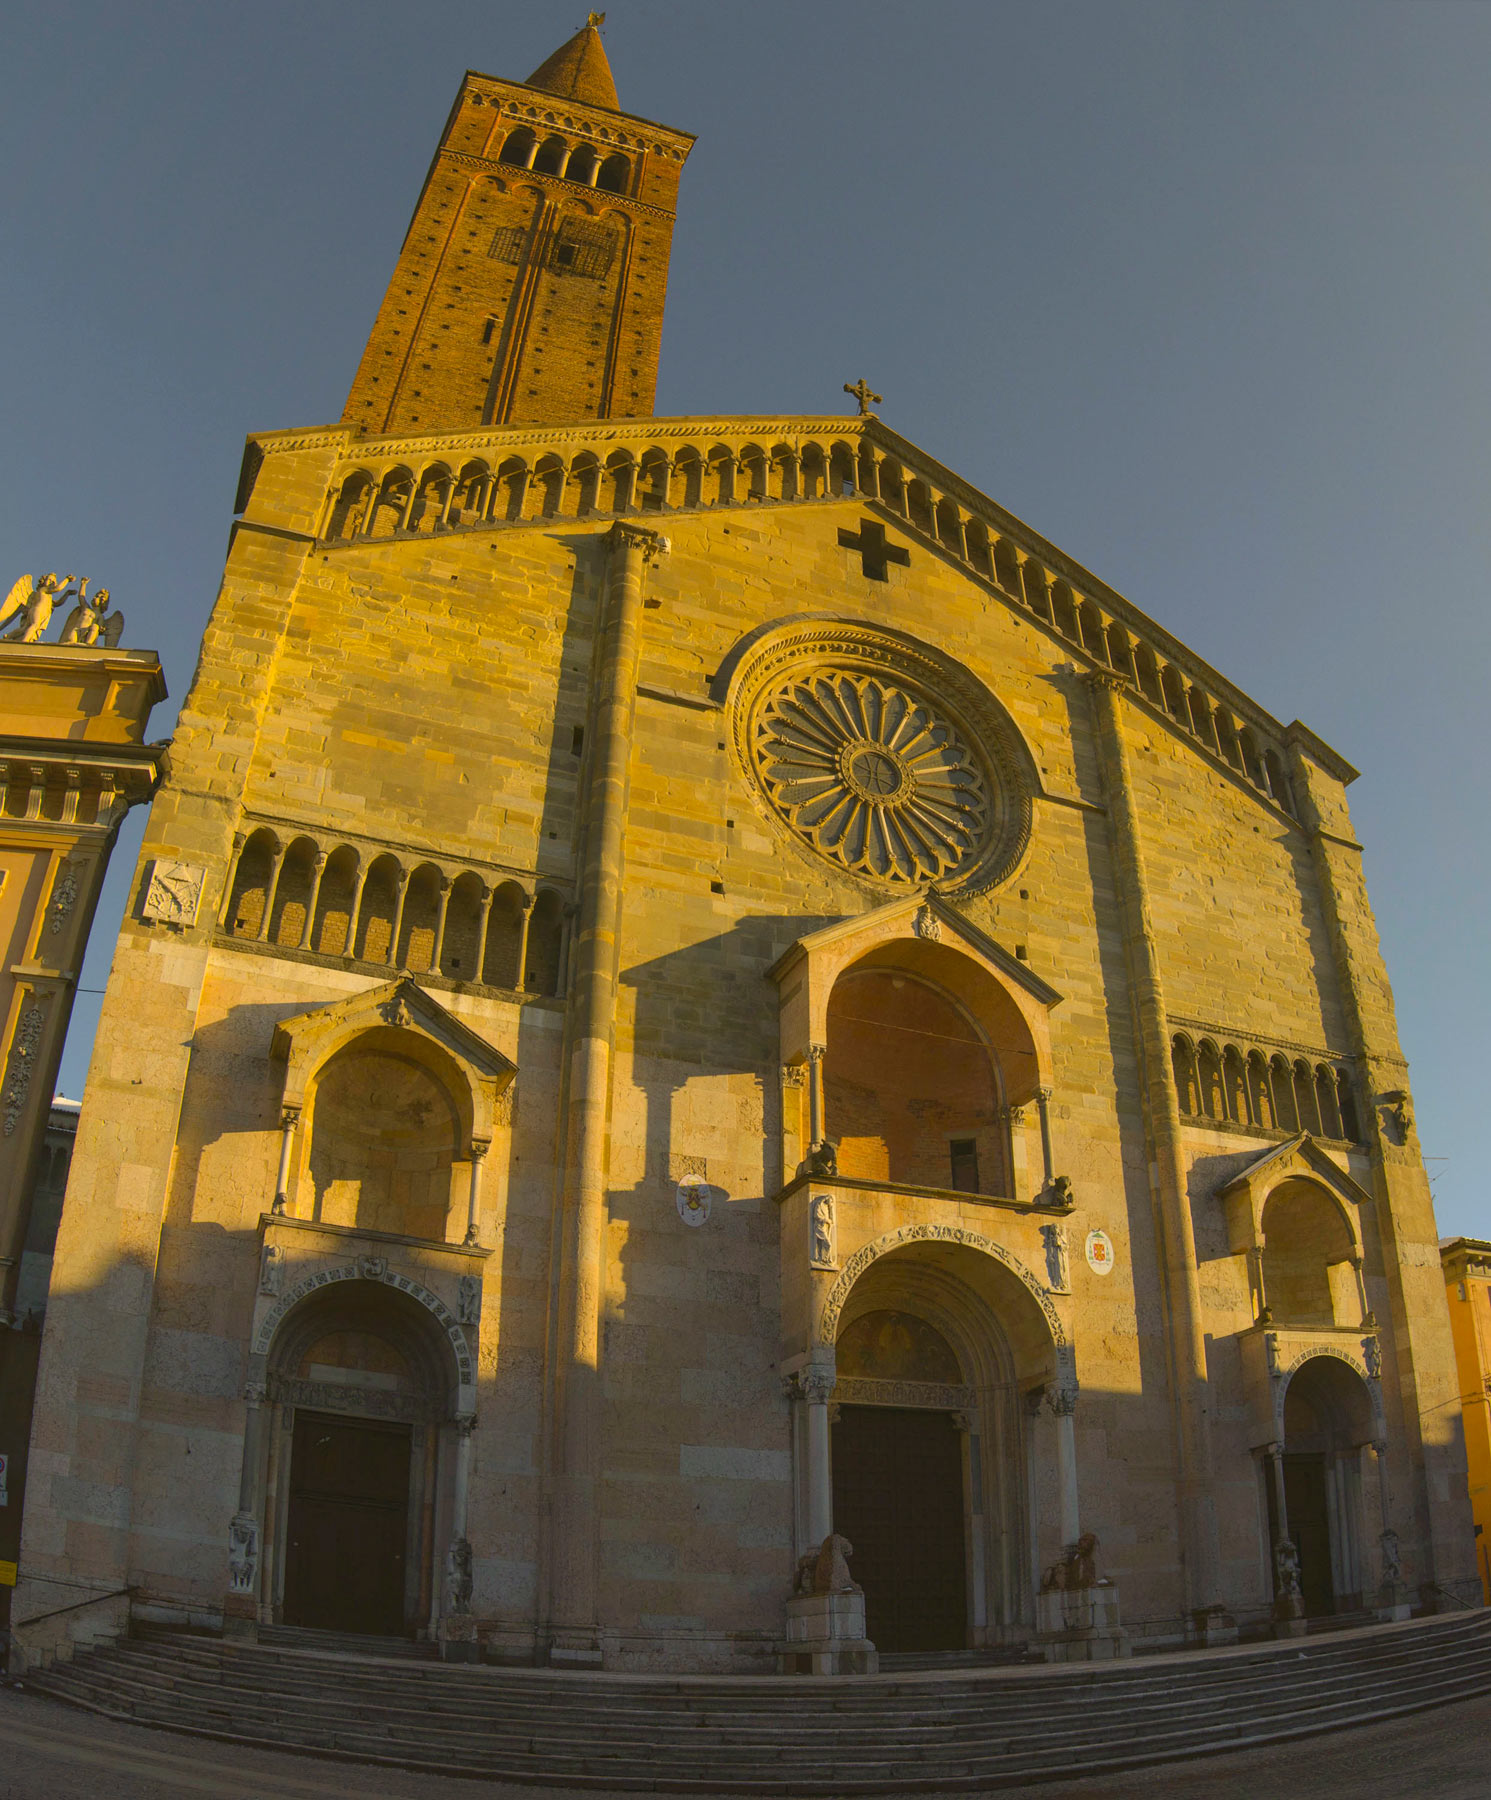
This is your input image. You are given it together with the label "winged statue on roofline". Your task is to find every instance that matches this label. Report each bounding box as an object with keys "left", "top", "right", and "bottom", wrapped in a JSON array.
[{"left": 0, "top": 573, "right": 124, "bottom": 646}]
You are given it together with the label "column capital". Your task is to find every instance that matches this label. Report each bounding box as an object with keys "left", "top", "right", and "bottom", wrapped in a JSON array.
[
  {"left": 800, "top": 1370, "right": 835, "bottom": 1406},
  {"left": 807, "top": 1042, "right": 827, "bottom": 1066},
  {"left": 455, "top": 1413, "right": 478, "bottom": 1440},
  {"left": 1047, "top": 1384, "right": 1078, "bottom": 1417},
  {"left": 1084, "top": 669, "right": 1130, "bottom": 694},
  {"left": 469, "top": 1135, "right": 491, "bottom": 1161},
  {"left": 280, "top": 1102, "right": 302, "bottom": 1128}
]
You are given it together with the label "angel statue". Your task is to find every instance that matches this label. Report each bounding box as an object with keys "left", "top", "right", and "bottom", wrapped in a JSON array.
[
  {"left": 58, "top": 581, "right": 124, "bottom": 647},
  {"left": 0, "top": 572, "right": 76, "bottom": 643}
]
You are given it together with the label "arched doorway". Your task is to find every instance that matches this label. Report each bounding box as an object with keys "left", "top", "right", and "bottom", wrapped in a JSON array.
[
  {"left": 264, "top": 1278, "right": 461, "bottom": 1636},
  {"left": 1271, "top": 1355, "right": 1376, "bottom": 1616},
  {"left": 824, "top": 1234, "right": 1064, "bottom": 1653},
  {"left": 831, "top": 1307, "right": 969, "bottom": 1651}
]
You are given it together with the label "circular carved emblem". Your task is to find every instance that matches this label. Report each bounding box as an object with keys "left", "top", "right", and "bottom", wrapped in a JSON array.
[{"left": 754, "top": 673, "right": 991, "bottom": 885}]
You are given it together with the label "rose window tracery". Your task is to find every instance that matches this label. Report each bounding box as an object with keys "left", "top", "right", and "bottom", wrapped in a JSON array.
[{"left": 752, "top": 672, "right": 992, "bottom": 884}]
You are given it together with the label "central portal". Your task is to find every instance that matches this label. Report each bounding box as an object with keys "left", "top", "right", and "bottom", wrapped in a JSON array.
[
  {"left": 283, "top": 1411, "right": 412, "bottom": 1634},
  {"left": 832, "top": 1405, "right": 967, "bottom": 1652}
]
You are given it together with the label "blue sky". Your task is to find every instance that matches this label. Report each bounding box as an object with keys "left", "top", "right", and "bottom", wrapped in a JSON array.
[{"left": 4, "top": 2, "right": 1487, "bottom": 1232}]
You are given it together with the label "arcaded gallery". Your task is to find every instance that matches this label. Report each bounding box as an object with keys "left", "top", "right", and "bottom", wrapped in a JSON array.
[{"left": 13, "top": 18, "right": 1474, "bottom": 1676}]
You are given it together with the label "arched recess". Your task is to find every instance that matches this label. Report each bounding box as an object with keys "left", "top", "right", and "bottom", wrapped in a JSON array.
[
  {"left": 1270, "top": 1351, "right": 1382, "bottom": 1617},
  {"left": 771, "top": 890, "right": 1061, "bottom": 1202},
  {"left": 812, "top": 1227, "right": 1069, "bottom": 1648},
  {"left": 270, "top": 978, "right": 515, "bottom": 1238},
  {"left": 1218, "top": 1136, "right": 1372, "bottom": 1330},
  {"left": 249, "top": 1269, "right": 472, "bottom": 1636}
]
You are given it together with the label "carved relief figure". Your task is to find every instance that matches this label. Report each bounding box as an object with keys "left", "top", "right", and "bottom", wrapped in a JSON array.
[
  {"left": 259, "top": 1243, "right": 284, "bottom": 1297},
  {"left": 810, "top": 1192, "right": 835, "bottom": 1269},
  {"left": 458, "top": 1273, "right": 481, "bottom": 1325},
  {"left": 1273, "top": 1536, "right": 1303, "bottom": 1602},
  {"left": 444, "top": 1534, "right": 474, "bottom": 1613},
  {"left": 228, "top": 1513, "right": 260, "bottom": 1594},
  {"left": 1041, "top": 1221, "right": 1070, "bottom": 1293}
]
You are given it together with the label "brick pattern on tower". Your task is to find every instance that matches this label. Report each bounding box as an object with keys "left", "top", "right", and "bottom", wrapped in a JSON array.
[{"left": 341, "top": 24, "right": 693, "bottom": 435}]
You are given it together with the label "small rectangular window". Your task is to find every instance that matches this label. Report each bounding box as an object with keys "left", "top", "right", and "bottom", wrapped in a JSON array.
[
  {"left": 949, "top": 1138, "right": 979, "bottom": 1194},
  {"left": 481, "top": 316, "right": 497, "bottom": 345}
]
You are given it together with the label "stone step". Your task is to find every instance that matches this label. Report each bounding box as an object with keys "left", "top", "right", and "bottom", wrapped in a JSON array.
[
  {"left": 74, "top": 1617, "right": 1491, "bottom": 1722},
  {"left": 42, "top": 1651, "right": 1491, "bottom": 1755},
  {"left": 27, "top": 1612, "right": 1491, "bottom": 1794}
]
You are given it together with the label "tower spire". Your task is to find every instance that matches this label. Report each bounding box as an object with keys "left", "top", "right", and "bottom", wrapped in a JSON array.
[{"left": 525, "top": 15, "right": 619, "bottom": 111}]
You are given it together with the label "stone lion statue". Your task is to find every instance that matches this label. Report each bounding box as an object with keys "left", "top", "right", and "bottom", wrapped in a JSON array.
[
  {"left": 794, "top": 1532, "right": 860, "bottom": 1596},
  {"left": 1042, "top": 1530, "right": 1100, "bottom": 1592}
]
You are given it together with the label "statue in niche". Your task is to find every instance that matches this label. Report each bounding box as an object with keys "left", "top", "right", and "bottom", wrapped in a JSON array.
[
  {"left": 794, "top": 1532, "right": 861, "bottom": 1596},
  {"left": 1379, "top": 1527, "right": 1402, "bottom": 1587},
  {"left": 1380, "top": 1090, "right": 1412, "bottom": 1145},
  {"left": 1041, "top": 1221, "right": 1070, "bottom": 1293},
  {"left": 1, "top": 572, "right": 74, "bottom": 643},
  {"left": 458, "top": 1273, "right": 481, "bottom": 1325},
  {"left": 1363, "top": 1334, "right": 1382, "bottom": 1380},
  {"left": 58, "top": 580, "right": 124, "bottom": 646},
  {"left": 1042, "top": 1531, "right": 1101, "bottom": 1593},
  {"left": 810, "top": 1193, "right": 835, "bottom": 1269}
]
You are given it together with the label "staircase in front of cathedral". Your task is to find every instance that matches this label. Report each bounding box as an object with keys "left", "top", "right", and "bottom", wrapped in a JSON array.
[{"left": 24, "top": 1610, "right": 1491, "bottom": 1791}]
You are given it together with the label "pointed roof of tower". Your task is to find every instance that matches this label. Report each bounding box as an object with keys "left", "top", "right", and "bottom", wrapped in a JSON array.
[{"left": 525, "top": 14, "right": 620, "bottom": 111}]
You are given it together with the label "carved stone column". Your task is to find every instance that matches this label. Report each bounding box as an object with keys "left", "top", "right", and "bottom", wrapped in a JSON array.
[
  {"left": 802, "top": 1368, "right": 836, "bottom": 1549},
  {"left": 1035, "top": 1086, "right": 1055, "bottom": 1188},
  {"left": 430, "top": 875, "right": 453, "bottom": 974},
  {"left": 224, "top": 1381, "right": 268, "bottom": 1635},
  {"left": 297, "top": 852, "right": 327, "bottom": 951},
  {"left": 270, "top": 1104, "right": 300, "bottom": 1215},
  {"left": 1049, "top": 1384, "right": 1080, "bottom": 1549},
  {"left": 1086, "top": 670, "right": 1225, "bottom": 1628},
  {"left": 550, "top": 520, "right": 667, "bottom": 1662},
  {"left": 440, "top": 1414, "right": 479, "bottom": 1660},
  {"left": 807, "top": 1042, "right": 828, "bottom": 1151},
  {"left": 464, "top": 1136, "right": 489, "bottom": 1247},
  {"left": 384, "top": 868, "right": 410, "bottom": 966}
]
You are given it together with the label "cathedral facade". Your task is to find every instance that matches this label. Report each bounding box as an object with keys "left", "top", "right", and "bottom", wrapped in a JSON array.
[{"left": 14, "top": 23, "right": 1475, "bottom": 1672}]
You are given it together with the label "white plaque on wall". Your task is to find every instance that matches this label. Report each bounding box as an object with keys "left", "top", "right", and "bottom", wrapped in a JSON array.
[{"left": 141, "top": 858, "right": 205, "bottom": 927}]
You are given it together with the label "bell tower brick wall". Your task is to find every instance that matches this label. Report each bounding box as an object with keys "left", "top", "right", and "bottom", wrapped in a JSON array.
[{"left": 341, "top": 71, "right": 693, "bottom": 435}]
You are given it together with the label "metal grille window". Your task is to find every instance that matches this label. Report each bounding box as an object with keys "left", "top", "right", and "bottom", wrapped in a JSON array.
[
  {"left": 487, "top": 225, "right": 528, "bottom": 263},
  {"left": 549, "top": 220, "right": 618, "bottom": 281}
]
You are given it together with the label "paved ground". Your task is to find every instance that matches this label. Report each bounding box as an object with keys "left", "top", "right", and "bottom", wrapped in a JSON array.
[{"left": 0, "top": 1681, "right": 1485, "bottom": 1799}]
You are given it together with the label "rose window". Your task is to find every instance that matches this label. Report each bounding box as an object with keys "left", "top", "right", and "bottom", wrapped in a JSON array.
[{"left": 752, "top": 672, "right": 992, "bottom": 884}]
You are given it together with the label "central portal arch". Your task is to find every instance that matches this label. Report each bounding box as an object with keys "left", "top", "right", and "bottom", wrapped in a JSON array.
[
  {"left": 822, "top": 1231, "right": 1067, "bottom": 1653},
  {"left": 259, "top": 1275, "right": 464, "bottom": 1637}
]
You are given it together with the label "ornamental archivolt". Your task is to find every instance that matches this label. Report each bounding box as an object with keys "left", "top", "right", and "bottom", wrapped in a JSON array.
[
  {"left": 728, "top": 623, "right": 1034, "bottom": 897},
  {"left": 754, "top": 672, "right": 990, "bottom": 885}
]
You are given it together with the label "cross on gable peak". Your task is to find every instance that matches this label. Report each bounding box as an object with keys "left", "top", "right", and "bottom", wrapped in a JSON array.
[{"left": 844, "top": 377, "right": 882, "bottom": 418}]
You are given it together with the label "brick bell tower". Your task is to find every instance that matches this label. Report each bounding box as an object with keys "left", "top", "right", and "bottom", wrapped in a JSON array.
[{"left": 342, "top": 14, "right": 695, "bottom": 435}]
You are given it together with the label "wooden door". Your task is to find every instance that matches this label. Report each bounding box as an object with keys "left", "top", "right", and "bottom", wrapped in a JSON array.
[
  {"left": 831, "top": 1405, "right": 967, "bottom": 1652},
  {"left": 1284, "top": 1452, "right": 1334, "bottom": 1617},
  {"left": 283, "top": 1411, "right": 412, "bottom": 1635}
]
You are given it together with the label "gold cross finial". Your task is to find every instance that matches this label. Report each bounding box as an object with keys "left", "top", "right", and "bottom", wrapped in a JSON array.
[
  {"left": 844, "top": 378, "right": 882, "bottom": 417},
  {"left": 587, "top": 10, "right": 606, "bottom": 26}
]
